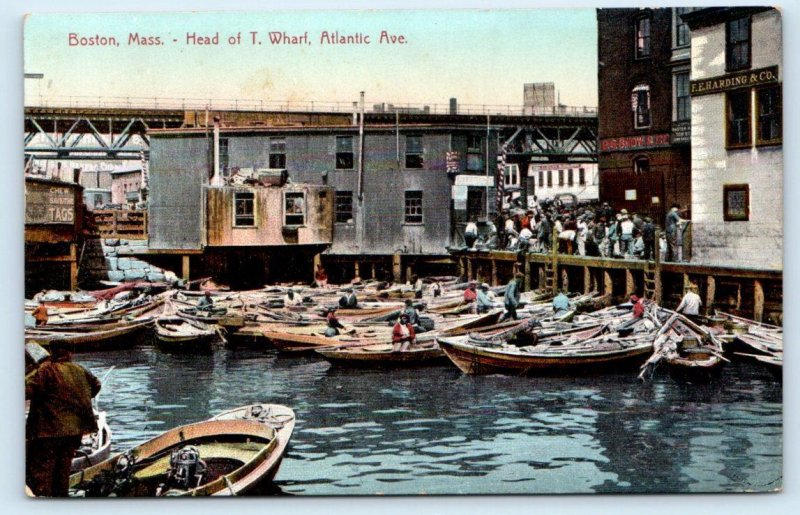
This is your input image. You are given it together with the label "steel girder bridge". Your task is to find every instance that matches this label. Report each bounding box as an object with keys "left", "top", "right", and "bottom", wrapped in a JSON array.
[{"left": 24, "top": 106, "right": 185, "bottom": 161}]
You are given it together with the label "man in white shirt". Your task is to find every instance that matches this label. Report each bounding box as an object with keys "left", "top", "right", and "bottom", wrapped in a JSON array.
[{"left": 676, "top": 285, "right": 702, "bottom": 319}]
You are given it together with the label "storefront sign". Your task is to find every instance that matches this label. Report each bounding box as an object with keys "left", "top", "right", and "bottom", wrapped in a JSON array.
[
  {"left": 25, "top": 181, "right": 76, "bottom": 225},
  {"left": 690, "top": 66, "right": 779, "bottom": 96},
  {"left": 446, "top": 151, "right": 460, "bottom": 174},
  {"left": 600, "top": 133, "right": 670, "bottom": 152}
]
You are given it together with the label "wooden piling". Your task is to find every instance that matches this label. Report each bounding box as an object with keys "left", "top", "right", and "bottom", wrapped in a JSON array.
[
  {"left": 392, "top": 253, "right": 402, "bottom": 283},
  {"left": 181, "top": 255, "right": 191, "bottom": 281},
  {"left": 705, "top": 276, "right": 716, "bottom": 315},
  {"left": 69, "top": 243, "right": 78, "bottom": 291},
  {"left": 583, "top": 266, "right": 591, "bottom": 294},
  {"left": 625, "top": 269, "right": 634, "bottom": 296},
  {"left": 754, "top": 280, "right": 764, "bottom": 322},
  {"left": 604, "top": 270, "right": 613, "bottom": 298}
]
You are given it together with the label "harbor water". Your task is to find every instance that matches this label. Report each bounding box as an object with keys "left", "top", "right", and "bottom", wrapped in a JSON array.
[{"left": 76, "top": 344, "right": 782, "bottom": 495}]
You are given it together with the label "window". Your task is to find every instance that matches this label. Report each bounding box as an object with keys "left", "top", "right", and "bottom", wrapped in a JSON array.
[
  {"left": 578, "top": 168, "right": 586, "bottom": 186},
  {"left": 219, "top": 138, "right": 229, "bottom": 176},
  {"left": 675, "top": 72, "right": 691, "bottom": 122},
  {"left": 634, "top": 156, "right": 650, "bottom": 174},
  {"left": 726, "top": 90, "right": 751, "bottom": 148},
  {"left": 547, "top": 170, "right": 553, "bottom": 187},
  {"left": 405, "top": 135, "right": 424, "bottom": 168},
  {"left": 558, "top": 170, "right": 564, "bottom": 187},
  {"left": 504, "top": 164, "right": 519, "bottom": 187},
  {"left": 756, "top": 86, "right": 782, "bottom": 145},
  {"left": 284, "top": 191, "right": 305, "bottom": 226},
  {"left": 466, "top": 134, "right": 484, "bottom": 171},
  {"left": 675, "top": 7, "right": 695, "bottom": 47},
  {"left": 335, "top": 136, "right": 354, "bottom": 169},
  {"left": 269, "top": 138, "right": 286, "bottom": 169},
  {"left": 723, "top": 184, "right": 749, "bottom": 221},
  {"left": 632, "top": 84, "right": 651, "bottom": 129},
  {"left": 334, "top": 191, "right": 353, "bottom": 223},
  {"left": 567, "top": 169, "right": 574, "bottom": 187},
  {"left": 726, "top": 17, "right": 751, "bottom": 71},
  {"left": 538, "top": 171, "right": 544, "bottom": 187},
  {"left": 635, "top": 17, "right": 651, "bottom": 58},
  {"left": 404, "top": 191, "right": 423, "bottom": 223},
  {"left": 234, "top": 191, "right": 255, "bottom": 227}
]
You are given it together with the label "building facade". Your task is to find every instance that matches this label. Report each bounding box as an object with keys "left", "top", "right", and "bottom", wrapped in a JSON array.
[
  {"left": 528, "top": 163, "right": 599, "bottom": 204},
  {"left": 597, "top": 8, "right": 693, "bottom": 223},
  {"left": 683, "top": 7, "right": 782, "bottom": 270}
]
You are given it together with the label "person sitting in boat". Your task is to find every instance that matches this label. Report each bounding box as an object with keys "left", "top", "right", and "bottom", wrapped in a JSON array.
[
  {"left": 402, "top": 299, "right": 425, "bottom": 333},
  {"left": 630, "top": 294, "right": 645, "bottom": 319},
  {"left": 324, "top": 307, "right": 346, "bottom": 337},
  {"left": 26, "top": 342, "right": 101, "bottom": 497},
  {"left": 463, "top": 282, "right": 478, "bottom": 304},
  {"left": 197, "top": 291, "right": 214, "bottom": 310},
  {"left": 476, "top": 283, "right": 494, "bottom": 314},
  {"left": 392, "top": 314, "right": 417, "bottom": 352},
  {"left": 339, "top": 288, "right": 358, "bottom": 309},
  {"left": 676, "top": 285, "right": 702, "bottom": 322},
  {"left": 284, "top": 288, "right": 302, "bottom": 307},
  {"left": 552, "top": 290, "right": 570, "bottom": 315},
  {"left": 32, "top": 304, "right": 49, "bottom": 327}
]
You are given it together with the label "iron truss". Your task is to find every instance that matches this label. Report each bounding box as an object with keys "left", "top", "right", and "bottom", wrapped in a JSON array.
[
  {"left": 499, "top": 121, "right": 598, "bottom": 164},
  {"left": 24, "top": 107, "right": 184, "bottom": 160}
]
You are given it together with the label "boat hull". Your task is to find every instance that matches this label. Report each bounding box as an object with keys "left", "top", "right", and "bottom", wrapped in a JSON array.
[
  {"left": 69, "top": 418, "right": 286, "bottom": 497},
  {"left": 438, "top": 337, "right": 653, "bottom": 376},
  {"left": 317, "top": 344, "right": 446, "bottom": 367}
]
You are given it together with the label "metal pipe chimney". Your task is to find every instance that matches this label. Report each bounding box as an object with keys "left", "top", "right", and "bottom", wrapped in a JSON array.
[{"left": 211, "top": 116, "right": 222, "bottom": 186}]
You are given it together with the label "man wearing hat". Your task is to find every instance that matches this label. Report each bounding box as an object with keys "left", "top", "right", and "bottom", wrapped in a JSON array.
[
  {"left": 500, "top": 273, "right": 524, "bottom": 321},
  {"left": 324, "top": 307, "right": 347, "bottom": 337},
  {"left": 402, "top": 299, "right": 423, "bottom": 332},
  {"left": 665, "top": 204, "right": 687, "bottom": 262},
  {"left": 26, "top": 343, "right": 101, "bottom": 496},
  {"left": 619, "top": 210, "right": 635, "bottom": 258},
  {"left": 476, "top": 283, "right": 494, "bottom": 314},
  {"left": 642, "top": 216, "right": 656, "bottom": 261}
]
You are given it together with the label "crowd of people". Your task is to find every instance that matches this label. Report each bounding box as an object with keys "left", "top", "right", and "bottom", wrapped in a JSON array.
[{"left": 465, "top": 200, "right": 690, "bottom": 263}]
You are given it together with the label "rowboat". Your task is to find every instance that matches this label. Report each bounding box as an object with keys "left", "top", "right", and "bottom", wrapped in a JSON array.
[
  {"left": 210, "top": 404, "right": 295, "bottom": 490},
  {"left": 263, "top": 325, "right": 391, "bottom": 353},
  {"left": 154, "top": 316, "right": 219, "bottom": 350},
  {"left": 316, "top": 340, "right": 447, "bottom": 367},
  {"left": 638, "top": 312, "right": 726, "bottom": 382},
  {"left": 71, "top": 410, "right": 112, "bottom": 472},
  {"left": 25, "top": 319, "right": 152, "bottom": 350},
  {"left": 69, "top": 418, "right": 288, "bottom": 497},
  {"left": 437, "top": 333, "right": 654, "bottom": 376}
]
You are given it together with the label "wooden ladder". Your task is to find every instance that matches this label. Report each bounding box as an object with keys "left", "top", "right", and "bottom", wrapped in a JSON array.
[
  {"left": 643, "top": 263, "right": 657, "bottom": 300},
  {"left": 543, "top": 260, "right": 557, "bottom": 293}
]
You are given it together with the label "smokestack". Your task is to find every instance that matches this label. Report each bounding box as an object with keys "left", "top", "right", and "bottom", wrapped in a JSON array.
[
  {"left": 211, "top": 116, "right": 222, "bottom": 186},
  {"left": 449, "top": 98, "right": 457, "bottom": 115},
  {"left": 357, "top": 92, "right": 365, "bottom": 201}
]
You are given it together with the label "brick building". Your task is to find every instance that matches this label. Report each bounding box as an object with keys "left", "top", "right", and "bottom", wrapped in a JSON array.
[{"left": 596, "top": 8, "right": 694, "bottom": 223}]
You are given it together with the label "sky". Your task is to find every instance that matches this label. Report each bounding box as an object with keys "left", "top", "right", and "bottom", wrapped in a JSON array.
[{"left": 23, "top": 9, "right": 598, "bottom": 110}]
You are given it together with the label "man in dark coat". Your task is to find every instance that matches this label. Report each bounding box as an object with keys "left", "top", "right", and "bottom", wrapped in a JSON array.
[
  {"left": 642, "top": 217, "right": 657, "bottom": 261},
  {"left": 26, "top": 344, "right": 101, "bottom": 497},
  {"left": 500, "top": 273, "right": 524, "bottom": 321}
]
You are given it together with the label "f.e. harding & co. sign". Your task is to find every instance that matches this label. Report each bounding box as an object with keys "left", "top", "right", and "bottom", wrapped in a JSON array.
[{"left": 690, "top": 65, "right": 779, "bottom": 96}]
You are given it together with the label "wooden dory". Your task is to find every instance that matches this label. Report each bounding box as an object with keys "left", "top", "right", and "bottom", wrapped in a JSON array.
[
  {"left": 154, "top": 316, "right": 218, "bottom": 350},
  {"left": 25, "top": 319, "right": 152, "bottom": 350},
  {"left": 316, "top": 340, "right": 447, "bottom": 367},
  {"left": 437, "top": 334, "right": 654, "bottom": 376},
  {"left": 69, "top": 418, "right": 288, "bottom": 497}
]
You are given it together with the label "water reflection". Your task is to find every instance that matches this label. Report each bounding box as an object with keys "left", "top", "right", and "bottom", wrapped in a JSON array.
[{"left": 74, "top": 346, "right": 782, "bottom": 495}]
